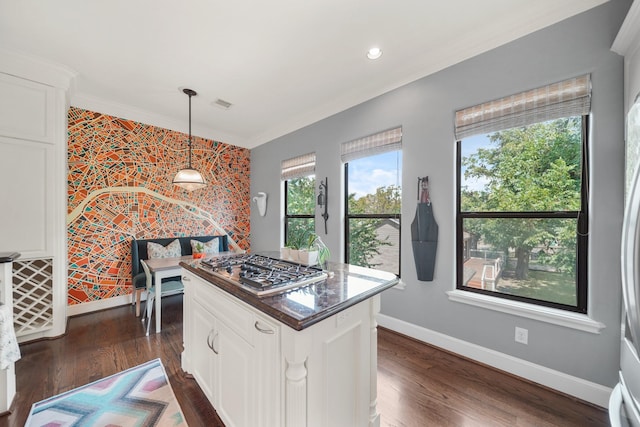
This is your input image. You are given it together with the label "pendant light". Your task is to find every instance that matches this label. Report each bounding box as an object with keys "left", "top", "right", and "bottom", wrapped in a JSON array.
[{"left": 173, "top": 88, "right": 207, "bottom": 191}]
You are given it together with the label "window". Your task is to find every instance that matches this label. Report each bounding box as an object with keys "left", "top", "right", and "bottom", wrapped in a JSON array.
[
  {"left": 455, "top": 75, "right": 590, "bottom": 313},
  {"left": 282, "top": 153, "right": 315, "bottom": 246},
  {"left": 343, "top": 128, "right": 402, "bottom": 276}
]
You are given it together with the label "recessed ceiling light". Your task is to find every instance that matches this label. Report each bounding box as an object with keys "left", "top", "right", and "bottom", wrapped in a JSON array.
[{"left": 367, "top": 47, "right": 382, "bottom": 60}]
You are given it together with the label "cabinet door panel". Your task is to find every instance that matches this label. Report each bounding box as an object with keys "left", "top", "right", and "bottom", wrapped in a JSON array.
[
  {"left": 0, "top": 73, "right": 54, "bottom": 143},
  {"left": 0, "top": 137, "right": 51, "bottom": 256},
  {"left": 192, "top": 301, "right": 217, "bottom": 402},
  {"left": 254, "top": 314, "right": 281, "bottom": 427},
  {"left": 217, "top": 321, "right": 254, "bottom": 427}
]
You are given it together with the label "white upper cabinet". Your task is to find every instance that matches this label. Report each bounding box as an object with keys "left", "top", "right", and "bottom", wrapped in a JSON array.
[{"left": 0, "top": 73, "right": 55, "bottom": 144}]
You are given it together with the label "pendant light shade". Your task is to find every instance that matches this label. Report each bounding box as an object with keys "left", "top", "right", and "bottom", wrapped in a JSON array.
[
  {"left": 173, "top": 88, "right": 207, "bottom": 191},
  {"left": 173, "top": 167, "right": 206, "bottom": 191}
]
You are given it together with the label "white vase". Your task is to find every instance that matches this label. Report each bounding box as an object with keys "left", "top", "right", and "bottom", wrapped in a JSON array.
[{"left": 280, "top": 247, "right": 291, "bottom": 260}]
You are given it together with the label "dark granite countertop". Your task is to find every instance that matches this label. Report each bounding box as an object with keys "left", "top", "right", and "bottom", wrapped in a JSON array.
[
  {"left": 0, "top": 252, "right": 20, "bottom": 263},
  {"left": 180, "top": 253, "right": 398, "bottom": 331}
]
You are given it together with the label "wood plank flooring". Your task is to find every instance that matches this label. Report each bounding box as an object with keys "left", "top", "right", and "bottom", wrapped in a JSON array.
[{"left": 0, "top": 294, "right": 608, "bottom": 426}]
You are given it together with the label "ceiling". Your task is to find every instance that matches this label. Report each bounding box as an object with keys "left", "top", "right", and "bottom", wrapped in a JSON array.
[{"left": 0, "top": 0, "right": 608, "bottom": 149}]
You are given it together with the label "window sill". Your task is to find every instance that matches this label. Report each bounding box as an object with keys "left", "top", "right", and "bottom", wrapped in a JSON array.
[
  {"left": 392, "top": 278, "right": 406, "bottom": 290},
  {"left": 446, "top": 289, "right": 605, "bottom": 334}
]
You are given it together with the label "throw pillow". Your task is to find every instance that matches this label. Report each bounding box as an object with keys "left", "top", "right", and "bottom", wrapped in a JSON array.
[
  {"left": 190, "top": 238, "right": 220, "bottom": 255},
  {"left": 147, "top": 239, "right": 182, "bottom": 259}
]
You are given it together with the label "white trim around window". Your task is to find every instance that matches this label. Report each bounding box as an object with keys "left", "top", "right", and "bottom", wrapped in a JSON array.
[{"left": 446, "top": 289, "right": 605, "bottom": 334}]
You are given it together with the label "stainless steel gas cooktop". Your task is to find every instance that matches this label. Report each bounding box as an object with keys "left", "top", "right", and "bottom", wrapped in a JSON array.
[{"left": 199, "top": 253, "right": 328, "bottom": 296}]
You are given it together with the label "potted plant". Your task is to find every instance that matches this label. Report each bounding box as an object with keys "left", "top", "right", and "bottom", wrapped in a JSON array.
[
  {"left": 280, "top": 246, "right": 291, "bottom": 260},
  {"left": 298, "top": 233, "right": 330, "bottom": 267},
  {"left": 193, "top": 242, "right": 205, "bottom": 259},
  {"left": 284, "top": 230, "right": 308, "bottom": 262}
]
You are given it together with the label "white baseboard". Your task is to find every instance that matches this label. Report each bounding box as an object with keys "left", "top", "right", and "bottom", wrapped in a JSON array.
[
  {"left": 376, "top": 313, "right": 612, "bottom": 408},
  {"left": 66, "top": 294, "right": 144, "bottom": 317}
]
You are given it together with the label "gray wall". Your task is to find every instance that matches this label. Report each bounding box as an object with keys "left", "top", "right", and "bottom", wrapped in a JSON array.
[{"left": 250, "top": 0, "right": 630, "bottom": 387}]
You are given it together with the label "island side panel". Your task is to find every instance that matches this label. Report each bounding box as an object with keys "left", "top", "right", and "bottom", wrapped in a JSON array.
[{"left": 304, "top": 300, "right": 375, "bottom": 427}]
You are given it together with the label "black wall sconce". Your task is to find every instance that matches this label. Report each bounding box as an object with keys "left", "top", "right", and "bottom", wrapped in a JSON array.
[{"left": 318, "top": 177, "right": 329, "bottom": 234}]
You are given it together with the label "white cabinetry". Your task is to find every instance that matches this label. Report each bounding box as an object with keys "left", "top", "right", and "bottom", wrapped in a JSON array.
[
  {"left": 0, "top": 258, "right": 17, "bottom": 414},
  {"left": 0, "top": 50, "right": 74, "bottom": 342},
  {"left": 190, "top": 300, "right": 217, "bottom": 402},
  {"left": 183, "top": 270, "right": 280, "bottom": 427},
  {"left": 182, "top": 269, "right": 381, "bottom": 427}
]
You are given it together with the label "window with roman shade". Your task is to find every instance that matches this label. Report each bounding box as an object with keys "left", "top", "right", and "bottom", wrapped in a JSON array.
[
  {"left": 455, "top": 75, "right": 590, "bottom": 313},
  {"left": 281, "top": 152, "right": 316, "bottom": 181},
  {"left": 454, "top": 74, "right": 591, "bottom": 139},
  {"left": 340, "top": 127, "right": 403, "bottom": 162},
  {"left": 343, "top": 127, "right": 403, "bottom": 276},
  {"left": 282, "top": 152, "right": 316, "bottom": 247}
]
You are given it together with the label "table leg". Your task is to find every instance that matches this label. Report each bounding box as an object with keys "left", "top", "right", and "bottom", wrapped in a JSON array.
[{"left": 154, "top": 272, "right": 163, "bottom": 333}]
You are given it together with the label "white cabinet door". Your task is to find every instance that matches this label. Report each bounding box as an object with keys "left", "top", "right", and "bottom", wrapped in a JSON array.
[
  {"left": 0, "top": 137, "right": 52, "bottom": 257},
  {"left": 216, "top": 319, "right": 255, "bottom": 427},
  {"left": 0, "top": 73, "right": 55, "bottom": 144},
  {"left": 191, "top": 300, "right": 217, "bottom": 403},
  {"left": 253, "top": 314, "right": 281, "bottom": 427}
]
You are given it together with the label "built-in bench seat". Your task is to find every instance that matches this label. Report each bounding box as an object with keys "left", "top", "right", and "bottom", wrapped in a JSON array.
[{"left": 131, "top": 235, "right": 229, "bottom": 315}]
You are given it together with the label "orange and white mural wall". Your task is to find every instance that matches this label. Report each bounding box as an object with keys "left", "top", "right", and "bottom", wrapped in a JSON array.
[{"left": 66, "top": 107, "right": 250, "bottom": 305}]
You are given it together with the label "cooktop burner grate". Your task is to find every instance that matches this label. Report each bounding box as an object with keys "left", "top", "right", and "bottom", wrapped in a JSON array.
[{"left": 200, "top": 254, "right": 327, "bottom": 296}]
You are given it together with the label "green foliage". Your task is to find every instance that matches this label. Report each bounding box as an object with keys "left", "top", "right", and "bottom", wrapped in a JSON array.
[
  {"left": 286, "top": 176, "right": 316, "bottom": 215},
  {"left": 347, "top": 185, "right": 400, "bottom": 269},
  {"left": 346, "top": 187, "right": 399, "bottom": 269},
  {"left": 461, "top": 118, "right": 582, "bottom": 278},
  {"left": 347, "top": 217, "right": 391, "bottom": 268},
  {"left": 349, "top": 185, "right": 401, "bottom": 214},
  {"left": 285, "top": 176, "right": 316, "bottom": 248},
  {"left": 286, "top": 174, "right": 400, "bottom": 270},
  {"left": 285, "top": 219, "right": 314, "bottom": 249}
]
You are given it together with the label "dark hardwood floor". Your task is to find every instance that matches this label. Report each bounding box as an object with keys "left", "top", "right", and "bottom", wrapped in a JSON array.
[{"left": 1, "top": 294, "right": 609, "bottom": 426}]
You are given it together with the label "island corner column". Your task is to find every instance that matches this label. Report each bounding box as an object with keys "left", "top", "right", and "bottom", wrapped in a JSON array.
[
  {"left": 281, "top": 327, "right": 312, "bottom": 427},
  {"left": 369, "top": 294, "right": 381, "bottom": 427}
]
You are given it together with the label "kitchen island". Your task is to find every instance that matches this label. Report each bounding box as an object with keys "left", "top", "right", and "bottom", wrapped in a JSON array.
[{"left": 180, "top": 253, "right": 398, "bottom": 427}]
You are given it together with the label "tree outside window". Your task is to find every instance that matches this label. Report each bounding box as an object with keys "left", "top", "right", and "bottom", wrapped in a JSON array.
[
  {"left": 345, "top": 150, "right": 402, "bottom": 276},
  {"left": 285, "top": 176, "right": 315, "bottom": 247},
  {"left": 457, "top": 117, "right": 588, "bottom": 312}
]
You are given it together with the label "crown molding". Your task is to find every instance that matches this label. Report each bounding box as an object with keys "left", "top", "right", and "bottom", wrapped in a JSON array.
[
  {"left": 612, "top": 0, "right": 640, "bottom": 56},
  {"left": 0, "top": 47, "right": 77, "bottom": 90}
]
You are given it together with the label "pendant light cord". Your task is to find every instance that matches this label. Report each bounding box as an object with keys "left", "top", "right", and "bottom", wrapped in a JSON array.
[{"left": 188, "top": 91, "right": 193, "bottom": 168}]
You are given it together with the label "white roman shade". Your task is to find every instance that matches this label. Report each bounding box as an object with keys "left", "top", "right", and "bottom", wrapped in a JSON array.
[
  {"left": 454, "top": 74, "right": 591, "bottom": 140},
  {"left": 340, "top": 127, "right": 402, "bottom": 163},
  {"left": 281, "top": 152, "right": 316, "bottom": 180}
]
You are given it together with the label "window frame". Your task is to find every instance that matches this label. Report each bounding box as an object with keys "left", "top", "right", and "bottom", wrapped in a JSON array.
[
  {"left": 455, "top": 116, "right": 589, "bottom": 314},
  {"left": 284, "top": 177, "right": 315, "bottom": 247},
  {"left": 344, "top": 161, "right": 402, "bottom": 277}
]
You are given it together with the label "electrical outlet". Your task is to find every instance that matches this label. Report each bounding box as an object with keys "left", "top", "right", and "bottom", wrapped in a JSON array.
[{"left": 515, "top": 327, "right": 528, "bottom": 344}]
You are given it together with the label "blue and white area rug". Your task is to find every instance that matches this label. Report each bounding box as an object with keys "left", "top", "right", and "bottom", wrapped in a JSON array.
[{"left": 25, "top": 358, "right": 187, "bottom": 426}]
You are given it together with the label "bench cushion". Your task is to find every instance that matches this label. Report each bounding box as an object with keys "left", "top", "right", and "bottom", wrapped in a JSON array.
[{"left": 131, "top": 235, "right": 229, "bottom": 289}]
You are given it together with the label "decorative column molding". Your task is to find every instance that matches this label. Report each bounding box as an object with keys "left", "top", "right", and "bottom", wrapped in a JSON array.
[
  {"left": 369, "top": 295, "right": 381, "bottom": 427},
  {"left": 282, "top": 328, "right": 312, "bottom": 426}
]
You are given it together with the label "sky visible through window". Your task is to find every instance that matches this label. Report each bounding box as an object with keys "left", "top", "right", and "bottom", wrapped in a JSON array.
[
  {"left": 349, "top": 151, "right": 402, "bottom": 198},
  {"left": 460, "top": 134, "right": 491, "bottom": 192}
]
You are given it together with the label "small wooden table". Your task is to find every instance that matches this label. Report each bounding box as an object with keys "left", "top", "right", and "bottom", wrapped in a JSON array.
[{"left": 144, "top": 255, "right": 193, "bottom": 333}]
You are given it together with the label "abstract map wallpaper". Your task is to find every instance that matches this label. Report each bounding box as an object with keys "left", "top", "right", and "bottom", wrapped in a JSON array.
[{"left": 67, "top": 107, "right": 250, "bottom": 304}]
